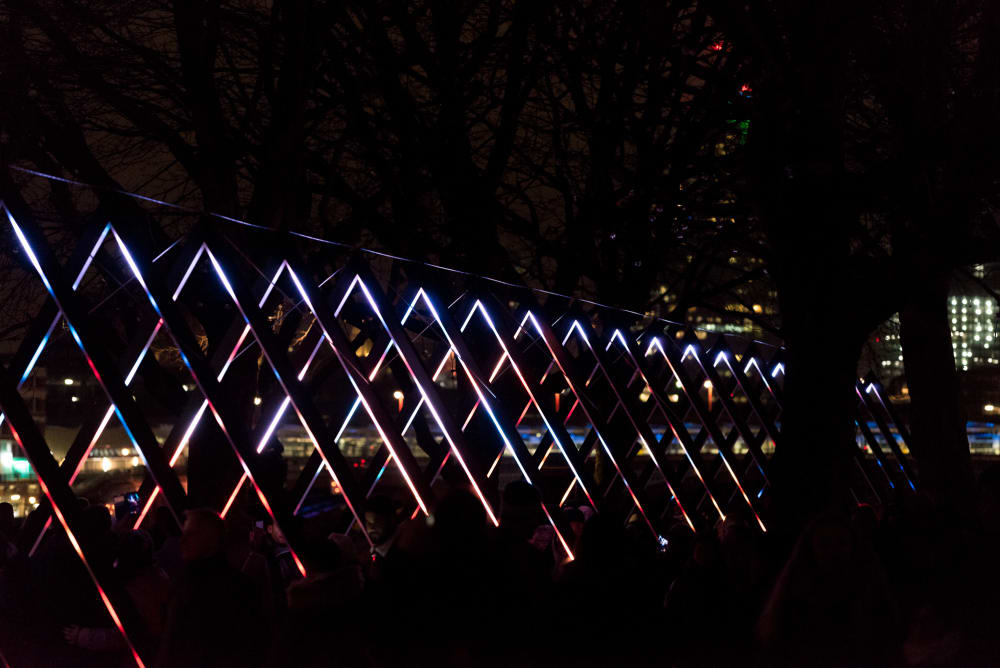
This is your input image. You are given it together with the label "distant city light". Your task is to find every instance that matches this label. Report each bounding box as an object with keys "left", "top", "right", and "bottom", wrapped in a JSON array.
[
  {"left": 253, "top": 396, "right": 262, "bottom": 406},
  {"left": 71, "top": 396, "right": 79, "bottom": 403},
  {"left": 131, "top": 456, "right": 140, "bottom": 467},
  {"left": 63, "top": 378, "right": 74, "bottom": 385},
  {"left": 986, "top": 404, "right": 995, "bottom": 413},
  {"left": 120, "top": 448, "right": 130, "bottom": 457},
  {"left": 101, "top": 457, "right": 111, "bottom": 472},
  {"left": 9, "top": 494, "right": 20, "bottom": 501},
  {"left": 28, "top": 497, "right": 35, "bottom": 505},
  {"left": 392, "top": 390, "right": 404, "bottom": 400}
]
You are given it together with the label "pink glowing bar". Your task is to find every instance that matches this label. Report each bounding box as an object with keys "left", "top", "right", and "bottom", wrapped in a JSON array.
[
  {"left": 110, "top": 240, "right": 309, "bottom": 575},
  {"left": 4, "top": 214, "right": 147, "bottom": 667},
  {"left": 257, "top": 279, "right": 389, "bottom": 520},
  {"left": 140, "top": 255, "right": 293, "bottom": 526},
  {"left": 23, "top": 463, "right": 148, "bottom": 668},
  {"left": 31, "top": 247, "right": 164, "bottom": 544},
  {"left": 31, "top": 404, "right": 119, "bottom": 555},
  {"left": 1, "top": 224, "right": 113, "bottom": 430},
  {"left": 608, "top": 329, "right": 716, "bottom": 527},
  {"left": 287, "top": 271, "right": 441, "bottom": 517},
  {"left": 205, "top": 254, "right": 392, "bottom": 530},
  {"left": 12, "top": 219, "right": 185, "bottom": 538},
  {"left": 647, "top": 337, "right": 766, "bottom": 532},
  {"left": 704, "top": 347, "right": 771, "bottom": 482},
  {"left": 288, "top": 288, "right": 421, "bottom": 517},
  {"left": 393, "top": 290, "right": 576, "bottom": 556},
  {"left": 466, "top": 301, "right": 596, "bottom": 508},
  {"left": 539, "top": 315, "right": 655, "bottom": 534}
]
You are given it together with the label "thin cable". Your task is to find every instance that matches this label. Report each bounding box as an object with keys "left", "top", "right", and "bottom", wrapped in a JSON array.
[
  {"left": 86, "top": 235, "right": 184, "bottom": 315},
  {"left": 7, "top": 164, "right": 784, "bottom": 349}
]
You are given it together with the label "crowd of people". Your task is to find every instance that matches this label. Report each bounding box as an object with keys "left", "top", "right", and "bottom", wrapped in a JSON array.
[{"left": 2, "top": 467, "right": 1000, "bottom": 667}]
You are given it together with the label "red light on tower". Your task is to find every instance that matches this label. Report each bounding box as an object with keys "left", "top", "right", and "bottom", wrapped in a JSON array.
[
  {"left": 710, "top": 41, "right": 724, "bottom": 51},
  {"left": 740, "top": 84, "right": 752, "bottom": 94}
]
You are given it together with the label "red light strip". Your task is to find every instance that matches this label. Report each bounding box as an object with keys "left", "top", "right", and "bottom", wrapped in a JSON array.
[
  {"left": 6, "top": 420, "right": 146, "bottom": 667},
  {"left": 138, "top": 255, "right": 291, "bottom": 527},
  {"left": 647, "top": 337, "right": 766, "bottom": 532},
  {"left": 204, "top": 252, "right": 374, "bottom": 538},
  {"left": 526, "top": 314, "right": 657, "bottom": 535},
  {"left": 109, "top": 237, "right": 311, "bottom": 574},
  {"left": 353, "top": 280, "right": 499, "bottom": 525}
]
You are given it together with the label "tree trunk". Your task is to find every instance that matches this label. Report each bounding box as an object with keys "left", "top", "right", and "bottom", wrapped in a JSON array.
[
  {"left": 771, "top": 321, "right": 867, "bottom": 541},
  {"left": 899, "top": 274, "right": 975, "bottom": 523}
]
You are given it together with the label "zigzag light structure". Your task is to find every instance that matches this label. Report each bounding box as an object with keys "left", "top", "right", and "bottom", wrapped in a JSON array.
[{"left": 0, "top": 196, "right": 921, "bottom": 664}]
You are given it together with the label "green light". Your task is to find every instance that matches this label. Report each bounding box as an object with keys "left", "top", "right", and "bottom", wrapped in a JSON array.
[
  {"left": 11, "top": 459, "right": 31, "bottom": 478},
  {"left": 726, "top": 119, "right": 750, "bottom": 145}
]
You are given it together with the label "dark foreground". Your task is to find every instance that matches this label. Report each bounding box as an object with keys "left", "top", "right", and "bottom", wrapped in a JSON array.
[{"left": 4, "top": 471, "right": 1000, "bottom": 668}]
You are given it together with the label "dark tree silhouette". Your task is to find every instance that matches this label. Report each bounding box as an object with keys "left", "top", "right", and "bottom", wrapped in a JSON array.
[{"left": 709, "top": 0, "right": 1000, "bottom": 531}]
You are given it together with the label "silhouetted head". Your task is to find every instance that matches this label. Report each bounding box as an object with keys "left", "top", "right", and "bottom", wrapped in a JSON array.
[
  {"left": 561, "top": 506, "right": 585, "bottom": 538},
  {"left": 807, "top": 514, "right": 853, "bottom": 573},
  {"left": 577, "top": 513, "right": 627, "bottom": 568},
  {"left": 979, "top": 463, "right": 1000, "bottom": 529},
  {"left": 180, "top": 508, "right": 225, "bottom": 562},
  {"left": 152, "top": 505, "right": 180, "bottom": 537},
  {"left": 500, "top": 481, "right": 541, "bottom": 541},
  {"left": 79, "top": 505, "right": 112, "bottom": 539},
  {"left": 692, "top": 528, "right": 721, "bottom": 568},
  {"left": 0, "top": 502, "right": 13, "bottom": 536},
  {"left": 115, "top": 530, "right": 154, "bottom": 579},
  {"left": 300, "top": 538, "right": 342, "bottom": 574},
  {"left": 435, "top": 489, "right": 487, "bottom": 548},
  {"left": 851, "top": 504, "right": 879, "bottom": 538},
  {"left": 364, "top": 495, "right": 397, "bottom": 546}
]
